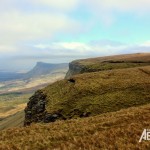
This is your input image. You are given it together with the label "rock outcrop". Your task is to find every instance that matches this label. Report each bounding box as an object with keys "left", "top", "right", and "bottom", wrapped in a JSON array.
[
  {"left": 24, "top": 90, "right": 46, "bottom": 126},
  {"left": 65, "top": 61, "right": 85, "bottom": 79},
  {"left": 24, "top": 90, "right": 65, "bottom": 126}
]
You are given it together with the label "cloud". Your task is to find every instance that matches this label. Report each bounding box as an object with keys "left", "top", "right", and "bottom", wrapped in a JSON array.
[
  {"left": 30, "top": 0, "right": 80, "bottom": 12},
  {"left": 84, "top": 0, "right": 150, "bottom": 26},
  {"left": 85, "top": 0, "right": 150, "bottom": 15},
  {"left": 140, "top": 41, "right": 150, "bottom": 47},
  {"left": 33, "top": 40, "right": 150, "bottom": 58},
  {"left": 0, "top": 11, "right": 79, "bottom": 44},
  {"left": 0, "top": 45, "right": 17, "bottom": 53},
  {"left": 33, "top": 40, "right": 129, "bottom": 57},
  {"left": 33, "top": 42, "right": 92, "bottom": 56},
  {"left": 0, "top": 0, "right": 81, "bottom": 54}
]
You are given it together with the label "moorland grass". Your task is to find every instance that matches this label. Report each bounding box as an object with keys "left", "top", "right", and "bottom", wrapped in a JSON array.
[
  {"left": 0, "top": 103, "right": 150, "bottom": 149},
  {"left": 42, "top": 66, "right": 150, "bottom": 119}
]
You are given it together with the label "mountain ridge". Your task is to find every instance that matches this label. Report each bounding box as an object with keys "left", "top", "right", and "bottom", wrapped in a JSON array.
[
  {"left": 23, "top": 62, "right": 68, "bottom": 79},
  {"left": 65, "top": 53, "right": 150, "bottom": 78},
  {"left": 0, "top": 62, "right": 68, "bottom": 81}
]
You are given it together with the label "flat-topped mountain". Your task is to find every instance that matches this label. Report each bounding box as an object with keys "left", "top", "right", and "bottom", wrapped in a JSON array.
[
  {"left": 0, "top": 62, "right": 68, "bottom": 82},
  {"left": 65, "top": 53, "right": 150, "bottom": 78},
  {"left": 23, "top": 62, "right": 68, "bottom": 79}
]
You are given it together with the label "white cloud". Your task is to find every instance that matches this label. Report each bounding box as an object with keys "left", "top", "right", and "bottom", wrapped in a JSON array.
[
  {"left": 34, "top": 42, "right": 92, "bottom": 55},
  {"left": 0, "top": 0, "right": 81, "bottom": 53},
  {"left": 33, "top": 40, "right": 129, "bottom": 56},
  {"left": 85, "top": 0, "right": 150, "bottom": 14},
  {"left": 33, "top": 40, "right": 150, "bottom": 58},
  {"left": 0, "top": 11, "right": 79, "bottom": 44},
  {"left": 0, "top": 45, "right": 17, "bottom": 53},
  {"left": 31, "top": 0, "right": 79, "bottom": 12},
  {"left": 84, "top": 0, "right": 150, "bottom": 26},
  {"left": 140, "top": 41, "right": 150, "bottom": 47}
]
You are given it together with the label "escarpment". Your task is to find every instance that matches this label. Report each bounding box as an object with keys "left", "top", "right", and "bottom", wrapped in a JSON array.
[{"left": 65, "top": 53, "right": 150, "bottom": 78}]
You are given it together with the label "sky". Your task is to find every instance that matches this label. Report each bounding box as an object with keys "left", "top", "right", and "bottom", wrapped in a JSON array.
[{"left": 0, "top": 0, "right": 150, "bottom": 71}]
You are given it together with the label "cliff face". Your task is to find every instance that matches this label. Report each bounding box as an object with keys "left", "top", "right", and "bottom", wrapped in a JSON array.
[
  {"left": 65, "top": 61, "right": 85, "bottom": 79},
  {"left": 24, "top": 90, "right": 65, "bottom": 126},
  {"left": 65, "top": 53, "right": 150, "bottom": 78}
]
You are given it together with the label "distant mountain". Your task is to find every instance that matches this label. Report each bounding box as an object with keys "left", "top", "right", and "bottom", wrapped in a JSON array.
[
  {"left": 23, "top": 62, "right": 68, "bottom": 79},
  {"left": 0, "top": 62, "right": 68, "bottom": 81}
]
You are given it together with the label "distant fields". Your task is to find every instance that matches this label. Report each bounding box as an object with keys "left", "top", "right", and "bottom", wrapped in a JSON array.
[
  {"left": 0, "top": 72, "right": 66, "bottom": 94},
  {"left": 0, "top": 93, "right": 31, "bottom": 130},
  {"left": 0, "top": 93, "right": 31, "bottom": 117},
  {"left": 0, "top": 71, "right": 67, "bottom": 130}
]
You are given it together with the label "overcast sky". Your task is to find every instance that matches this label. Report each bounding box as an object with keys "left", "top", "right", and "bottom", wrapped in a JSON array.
[{"left": 0, "top": 0, "right": 150, "bottom": 71}]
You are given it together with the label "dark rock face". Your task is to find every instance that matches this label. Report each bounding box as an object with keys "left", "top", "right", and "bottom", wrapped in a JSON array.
[
  {"left": 24, "top": 90, "right": 47, "bottom": 126},
  {"left": 65, "top": 61, "right": 85, "bottom": 79},
  {"left": 24, "top": 91, "right": 65, "bottom": 126},
  {"left": 44, "top": 113, "right": 60, "bottom": 123},
  {"left": 65, "top": 60, "right": 103, "bottom": 79}
]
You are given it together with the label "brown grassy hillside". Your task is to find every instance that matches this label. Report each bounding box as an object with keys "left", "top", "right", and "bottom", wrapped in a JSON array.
[
  {"left": 24, "top": 65, "right": 150, "bottom": 125},
  {"left": 77, "top": 53, "right": 150, "bottom": 64},
  {"left": 1, "top": 103, "right": 150, "bottom": 150}
]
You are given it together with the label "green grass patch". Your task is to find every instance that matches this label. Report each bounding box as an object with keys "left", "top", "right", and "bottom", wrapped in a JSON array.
[{"left": 42, "top": 66, "right": 150, "bottom": 119}]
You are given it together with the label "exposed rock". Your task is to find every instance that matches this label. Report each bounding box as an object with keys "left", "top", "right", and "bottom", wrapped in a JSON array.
[
  {"left": 24, "top": 90, "right": 47, "bottom": 126},
  {"left": 44, "top": 113, "right": 59, "bottom": 123},
  {"left": 24, "top": 91, "right": 66, "bottom": 126},
  {"left": 68, "top": 78, "right": 76, "bottom": 83},
  {"left": 65, "top": 61, "right": 85, "bottom": 79}
]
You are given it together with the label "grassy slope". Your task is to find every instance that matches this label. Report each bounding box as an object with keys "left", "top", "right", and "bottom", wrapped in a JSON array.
[
  {"left": 0, "top": 103, "right": 150, "bottom": 150},
  {"left": 0, "top": 94, "right": 30, "bottom": 117},
  {"left": 42, "top": 66, "right": 150, "bottom": 119},
  {"left": 86, "top": 53, "right": 149, "bottom": 71},
  {"left": 75, "top": 53, "right": 150, "bottom": 65},
  {"left": 0, "top": 94, "right": 31, "bottom": 130},
  {"left": 0, "top": 111, "right": 24, "bottom": 131}
]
